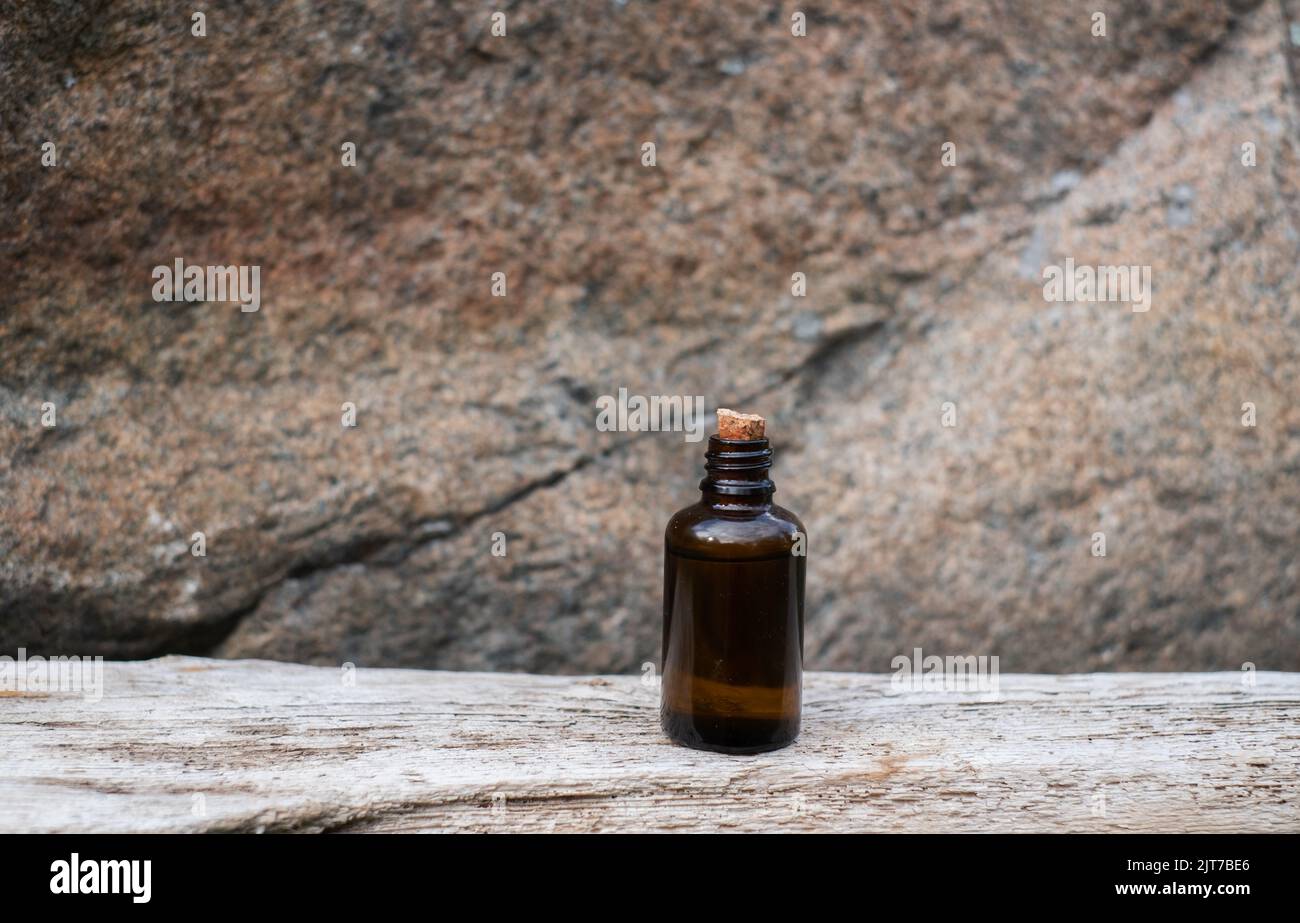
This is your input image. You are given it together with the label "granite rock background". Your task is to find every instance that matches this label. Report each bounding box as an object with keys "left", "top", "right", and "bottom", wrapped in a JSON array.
[{"left": 2, "top": 0, "right": 1298, "bottom": 672}]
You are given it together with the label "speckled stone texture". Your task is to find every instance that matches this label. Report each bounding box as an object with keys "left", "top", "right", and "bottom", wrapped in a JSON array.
[{"left": 2, "top": 1, "right": 1297, "bottom": 671}]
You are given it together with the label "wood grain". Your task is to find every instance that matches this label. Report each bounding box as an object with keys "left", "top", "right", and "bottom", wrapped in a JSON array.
[{"left": 2, "top": 657, "right": 1296, "bottom": 832}]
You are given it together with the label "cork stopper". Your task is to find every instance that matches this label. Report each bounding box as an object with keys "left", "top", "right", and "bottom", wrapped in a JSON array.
[{"left": 717, "top": 408, "right": 766, "bottom": 440}]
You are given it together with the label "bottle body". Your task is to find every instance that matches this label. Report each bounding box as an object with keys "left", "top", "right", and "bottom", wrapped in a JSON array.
[{"left": 660, "top": 436, "right": 806, "bottom": 754}]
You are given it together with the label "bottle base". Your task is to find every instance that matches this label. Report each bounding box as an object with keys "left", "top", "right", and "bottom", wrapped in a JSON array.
[{"left": 660, "top": 706, "right": 799, "bottom": 755}]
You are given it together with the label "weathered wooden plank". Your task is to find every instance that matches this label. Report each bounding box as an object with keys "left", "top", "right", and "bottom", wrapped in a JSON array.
[{"left": 1, "top": 657, "right": 1296, "bottom": 832}]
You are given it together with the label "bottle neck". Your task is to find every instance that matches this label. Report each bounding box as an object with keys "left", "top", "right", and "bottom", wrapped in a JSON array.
[{"left": 699, "top": 435, "right": 774, "bottom": 510}]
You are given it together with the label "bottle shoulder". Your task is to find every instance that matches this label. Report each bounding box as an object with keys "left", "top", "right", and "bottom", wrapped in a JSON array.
[
  {"left": 665, "top": 500, "right": 806, "bottom": 558},
  {"left": 770, "top": 502, "right": 806, "bottom": 534}
]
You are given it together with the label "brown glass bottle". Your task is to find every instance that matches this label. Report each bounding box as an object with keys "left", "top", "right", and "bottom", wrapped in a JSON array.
[{"left": 660, "top": 429, "right": 806, "bottom": 754}]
